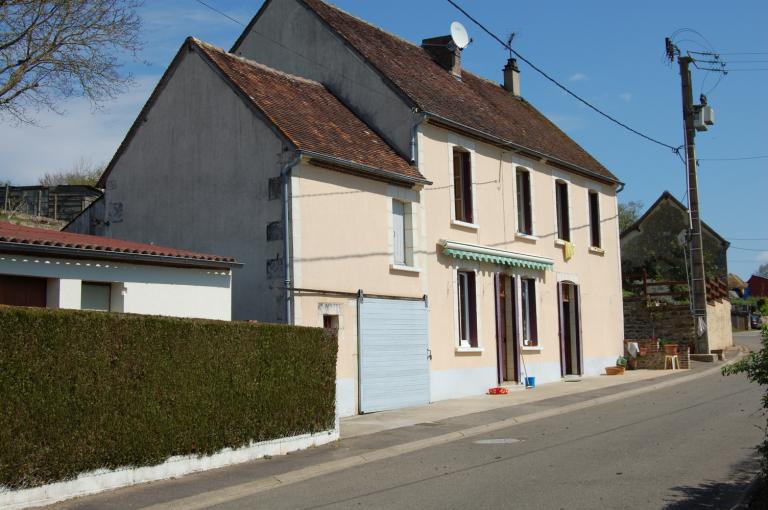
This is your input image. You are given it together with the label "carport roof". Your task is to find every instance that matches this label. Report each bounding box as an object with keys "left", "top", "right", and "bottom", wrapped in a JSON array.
[{"left": 0, "top": 222, "right": 241, "bottom": 269}]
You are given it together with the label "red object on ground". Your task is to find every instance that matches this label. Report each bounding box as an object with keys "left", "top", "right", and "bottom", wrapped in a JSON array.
[{"left": 488, "top": 387, "right": 508, "bottom": 395}]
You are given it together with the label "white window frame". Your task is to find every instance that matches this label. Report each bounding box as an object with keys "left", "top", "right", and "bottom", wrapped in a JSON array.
[
  {"left": 390, "top": 198, "right": 416, "bottom": 270},
  {"left": 453, "top": 268, "right": 482, "bottom": 351},
  {"left": 448, "top": 141, "right": 479, "bottom": 230},
  {"left": 514, "top": 274, "right": 541, "bottom": 350},
  {"left": 515, "top": 166, "right": 535, "bottom": 237},
  {"left": 554, "top": 178, "right": 572, "bottom": 243}
]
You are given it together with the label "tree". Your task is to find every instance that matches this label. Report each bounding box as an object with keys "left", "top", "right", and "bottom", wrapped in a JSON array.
[
  {"left": 37, "top": 157, "right": 103, "bottom": 186},
  {"left": 757, "top": 263, "right": 768, "bottom": 278},
  {"left": 723, "top": 326, "right": 768, "bottom": 480},
  {"left": 0, "top": 0, "right": 143, "bottom": 123},
  {"left": 618, "top": 200, "right": 644, "bottom": 233}
]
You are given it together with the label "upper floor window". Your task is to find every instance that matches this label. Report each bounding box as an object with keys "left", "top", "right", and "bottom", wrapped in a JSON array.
[
  {"left": 457, "top": 270, "right": 478, "bottom": 348},
  {"left": 392, "top": 199, "right": 414, "bottom": 267},
  {"left": 516, "top": 169, "right": 532, "bottom": 235},
  {"left": 588, "top": 191, "right": 601, "bottom": 248},
  {"left": 452, "top": 149, "right": 473, "bottom": 223},
  {"left": 555, "top": 180, "right": 570, "bottom": 242}
]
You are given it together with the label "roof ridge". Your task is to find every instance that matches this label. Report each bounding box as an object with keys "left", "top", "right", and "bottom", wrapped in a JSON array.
[{"left": 190, "top": 37, "right": 323, "bottom": 87}]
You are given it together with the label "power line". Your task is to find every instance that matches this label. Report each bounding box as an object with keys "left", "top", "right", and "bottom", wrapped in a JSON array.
[
  {"left": 192, "top": 0, "right": 244, "bottom": 26},
  {"left": 443, "top": 0, "right": 680, "bottom": 153},
  {"left": 690, "top": 51, "right": 768, "bottom": 56},
  {"left": 727, "top": 238, "right": 768, "bottom": 241},
  {"left": 698, "top": 154, "right": 768, "bottom": 161},
  {"left": 731, "top": 246, "right": 768, "bottom": 252}
]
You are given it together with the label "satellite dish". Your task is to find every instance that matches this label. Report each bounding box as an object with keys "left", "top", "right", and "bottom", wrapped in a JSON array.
[{"left": 450, "top": 21, "right": 470, "bottom": 50}]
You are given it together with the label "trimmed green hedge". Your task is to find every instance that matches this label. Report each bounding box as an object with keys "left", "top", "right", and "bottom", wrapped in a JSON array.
[{"left": 0, "top": 306, "right": 337, "bottom": 489}]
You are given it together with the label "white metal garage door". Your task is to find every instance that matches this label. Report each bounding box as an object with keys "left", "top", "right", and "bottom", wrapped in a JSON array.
[{"left": 358, "top": 297, "right": 430, "bottom": 413}]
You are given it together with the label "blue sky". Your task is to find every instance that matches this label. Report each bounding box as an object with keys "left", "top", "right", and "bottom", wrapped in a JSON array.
[{"left": 0, "top": 0, "right": 765, "bottom": 278}]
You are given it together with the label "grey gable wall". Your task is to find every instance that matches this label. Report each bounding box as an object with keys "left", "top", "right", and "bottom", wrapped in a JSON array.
[
  {"left": 101, "top": 49, "right": 289, "bottom": 322},
  {"left": 234, "top": 0, "right": 414, "bottom": 161}
]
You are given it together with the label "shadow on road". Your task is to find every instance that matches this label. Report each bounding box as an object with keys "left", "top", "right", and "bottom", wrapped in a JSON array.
[{"left": 662, "top": 454, "right": 761, "bottom": 509}]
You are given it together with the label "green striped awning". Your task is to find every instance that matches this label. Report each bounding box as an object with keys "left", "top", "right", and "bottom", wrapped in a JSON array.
[{"left": 440, "top": 240, "right": 554, "bottom": 271}]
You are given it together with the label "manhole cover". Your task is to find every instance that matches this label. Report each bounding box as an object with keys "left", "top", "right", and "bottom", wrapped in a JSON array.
[{"left": 473, "top": 438, "right": 522, "bottom": 445}]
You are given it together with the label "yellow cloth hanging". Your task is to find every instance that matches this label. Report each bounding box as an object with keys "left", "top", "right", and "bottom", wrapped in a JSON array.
[{"left": 563, "top": 240, "right": 574, "bottom": 261}]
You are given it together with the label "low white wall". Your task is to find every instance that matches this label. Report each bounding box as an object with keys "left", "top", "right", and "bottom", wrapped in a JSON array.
[
  {"left": 430, "top": 365, "right": 497, "bottom": 402},
  {"left": 336, "top": 377, "right": 357, "bottom": 418},
  {"left": 0, "top": 253, "right": 231, "bottom": 320},
  {"left": 0, "top": 426, "right": 339, "bottom": 510}
]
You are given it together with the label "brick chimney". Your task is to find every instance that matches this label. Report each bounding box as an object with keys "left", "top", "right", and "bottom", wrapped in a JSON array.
[
  {"left": 422, "top": 35, "right": 462, "bottom": 77},
  {"left": 503, "top": 58, "right": 520, "bottom": 97}
]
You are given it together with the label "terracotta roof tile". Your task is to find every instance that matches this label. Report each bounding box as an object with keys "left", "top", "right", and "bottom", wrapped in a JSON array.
[
  {"left": 0, "top": 222, "right": 238, "bottom": 265},
  {"left": 193, "top": 39, "right": 424, "bottom": 183},
  {"left": 299, "top": 0, "right": 618, "bottom": 182}
]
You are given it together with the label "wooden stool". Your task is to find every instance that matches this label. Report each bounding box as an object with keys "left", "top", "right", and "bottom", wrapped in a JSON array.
[{"left": 664, "top": 355, "right": 679, "bottom": 370}]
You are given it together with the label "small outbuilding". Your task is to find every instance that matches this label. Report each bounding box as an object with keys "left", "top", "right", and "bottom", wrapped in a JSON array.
[{"left": 0, "top": 221, "right": 240, "bottom": 320}]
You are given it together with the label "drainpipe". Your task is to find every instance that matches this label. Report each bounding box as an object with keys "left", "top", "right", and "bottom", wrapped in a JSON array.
[
  {"left": 282, "top": 153, "right": 302, "bottom": 325},
  {"left": 410, "top": 110, "right": 427, "bottom": 166}
]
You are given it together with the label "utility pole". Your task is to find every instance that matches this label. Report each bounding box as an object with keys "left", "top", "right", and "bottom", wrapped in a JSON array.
[{"left": 673, "top": 49, "right": 709, "bottom": 354}]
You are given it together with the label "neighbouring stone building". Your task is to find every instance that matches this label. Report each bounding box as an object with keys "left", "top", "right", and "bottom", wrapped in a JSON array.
[
  {"left": 620, "top": 191, "right": 732, "bottom": 354},
  {"left": 620, "top": 191, "right": 729, "bottom": 280}
]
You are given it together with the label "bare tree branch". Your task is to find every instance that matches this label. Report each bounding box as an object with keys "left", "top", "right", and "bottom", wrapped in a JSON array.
[{"left": 0, "top": 0, "right": 143, "bottom": 123}]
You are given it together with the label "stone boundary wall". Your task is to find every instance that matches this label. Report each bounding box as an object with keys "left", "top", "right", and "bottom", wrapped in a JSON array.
[
  {"left": 623, "top": 301, "right": 697, "bottom": 346},
  {"left": 624, "top": 338, "right": 691, "bottom": 370}
]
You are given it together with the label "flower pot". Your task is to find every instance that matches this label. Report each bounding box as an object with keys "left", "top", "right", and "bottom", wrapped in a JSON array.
[
  {"left": 605, "top": 366, "right": 623, "bottom": 375},
  {"left": 663, "top": 344, "right": 679, "bottom": 355}
]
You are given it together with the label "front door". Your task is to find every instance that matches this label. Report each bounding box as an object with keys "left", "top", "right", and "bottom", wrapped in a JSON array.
[
  {"left": 558, "top": 281, "right": 583, "bottom": 376},
  {"left": 495, "top": 274, "right": 519, "bottom": 383}
]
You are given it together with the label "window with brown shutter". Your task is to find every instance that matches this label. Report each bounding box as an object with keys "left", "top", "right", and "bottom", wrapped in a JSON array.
[
  {"left": 516, "top": 169, "right": 532, "bottom": 235},
  {"left": 520, "top": 278, "right": 538, "bottom": 346},
  {"left": 453, "top": 149, "right": 473, "bottom": 223},
  {"left": 555, "top": 180, "right": 570, "bottom": 241},
  {"left": 457, "top": 270, "right": 478, "bottom": 347},
  {"left": 589, "top": 191, "right": 601, "bottom": 248}
]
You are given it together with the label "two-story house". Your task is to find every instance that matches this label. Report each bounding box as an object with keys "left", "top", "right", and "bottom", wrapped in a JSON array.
[{"left": 68, "top": 0, "right": 625, "bottom": 417}]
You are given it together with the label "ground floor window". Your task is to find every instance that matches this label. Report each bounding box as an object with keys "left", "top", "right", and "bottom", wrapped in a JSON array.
[
  {"left": 81, "top": 282, "right": 111, "bottom": 311},
  {"left": 520, "top": 277, "right": 538, "bottom": 346},
  {"left": 457, "top": 270, "right": 478, "bottom": 347}
]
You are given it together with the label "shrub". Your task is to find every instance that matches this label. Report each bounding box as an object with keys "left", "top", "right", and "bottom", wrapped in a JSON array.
[
  {"left": 0, "top": 306, "right": 337, "bottom": 489},
  {"left": 723, "top": 326, "right": 768, "bottom": 479}
]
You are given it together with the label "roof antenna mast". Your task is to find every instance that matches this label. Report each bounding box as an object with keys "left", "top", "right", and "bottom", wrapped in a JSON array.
[{"left": 506, "top": 32, "right": 516, "bottom": 58}]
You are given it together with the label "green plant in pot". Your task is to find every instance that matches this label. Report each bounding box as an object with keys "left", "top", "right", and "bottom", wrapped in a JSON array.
[
  {"left": 616, "top": 355, "right": 628, "bottom": 374},
  {"left": 658, "top": 337, "right": 679, "bottom": 355}
]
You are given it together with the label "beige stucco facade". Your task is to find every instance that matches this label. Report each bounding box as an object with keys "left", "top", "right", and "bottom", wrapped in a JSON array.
[{"left": 290, "top": 122, "right": 625, "bottom": 416}]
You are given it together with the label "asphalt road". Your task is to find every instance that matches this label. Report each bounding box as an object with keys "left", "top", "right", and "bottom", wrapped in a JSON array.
[
  {"left": 53, "top": 332, "right": 764, "bottom": 510},
  {"left": 210, "top": 337, "right": 763, "bottom": 510}
]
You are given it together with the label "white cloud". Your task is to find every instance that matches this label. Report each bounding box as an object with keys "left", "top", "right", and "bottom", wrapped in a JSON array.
[
  {"left": 0, "top": 75, "right": 158, "bottom": 184},
  {"left": 568, "top": 72, "right": 588, "bottom": 82},
  {"left": 619, "top": 92, "right": 633, "bottom": 102}
]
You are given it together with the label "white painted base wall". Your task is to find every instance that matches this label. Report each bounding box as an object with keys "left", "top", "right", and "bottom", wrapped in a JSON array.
[
  {"left": 520, "top": 360, "right": 562, "bottom": 385},
  {"left": 336, "top": 377, "right": 356, "bottom": 417},
  {"left": 584, "top": 356, "right": 620, "bottom": 377},
  {"left": 0, "top": 427, "right": 339, "bottom": 510},
  {"left": 430, "top": 366, "right": 497, "bottom": 402}
]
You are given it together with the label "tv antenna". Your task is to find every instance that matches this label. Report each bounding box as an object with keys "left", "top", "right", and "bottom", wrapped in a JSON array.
[{"left": 506, "top": 32, "right": 516, "bottom": 59}]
